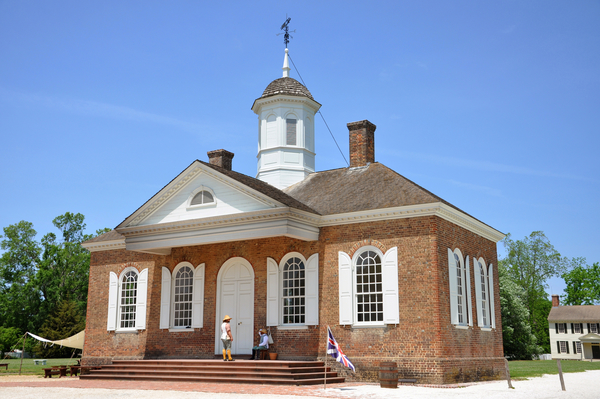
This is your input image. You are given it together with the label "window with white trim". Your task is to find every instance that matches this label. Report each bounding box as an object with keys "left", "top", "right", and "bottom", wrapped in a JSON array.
[
  {"left": 558, "top": 341, "right": 569, "bottom": 354},
  {"left": 558, "top": 323, "right": 566, "bottom": 334},
  {"left": 448, "top": 248, "right": 472, "bottom": 327},
  {"left": 266, "top": 253, "right": 319, "bottom": 327},
  {"left": 573, "top": 323, "right": 582, "bottom": 334},
  {"left": 338, "top": 246, "right": 399, "bottom": 327},
  {"left": 119, "top": 270, "right": 138, "bottom": 329},
  {"left": 159, "top": 262, "right": 205, "bottom": 330},
  {"left": 107, "top": 267, "right": 148, "bottom": 332},
  {"left": 187, "top": 186, "right": 216, "bottom": 209},
  {"left": 591, "top": 323, "right": 598, "bottom": 334},
  {"left": 286, "top": 118, "right": 297, "bottom": 145},
  {"left": 474, "top": 257, "right": 496, "bottom": 329},
  {"left": 575, "top": 341, "right": 582, "bottom": 354}
]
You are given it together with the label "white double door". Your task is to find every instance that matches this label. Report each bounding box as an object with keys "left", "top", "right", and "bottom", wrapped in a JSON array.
[{"left": 215, "top": 258, "right": 254, "bottom": 354}]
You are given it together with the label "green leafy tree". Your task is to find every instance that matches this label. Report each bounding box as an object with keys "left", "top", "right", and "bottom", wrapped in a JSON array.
[
  {"left": 0, "top": 221, "right": 42, "bottom": 332},
  {"left": 498, "top": 263, "right": 540, "bottom": 359},
  {"left": 0, "top": 326, "right": 21, "bottom": 357},
  {"left": 562, "top": 261, "right": 600, "bottom": 305},
  {"left": 34, "top": 300, "right": 85, "bottom": 358}
]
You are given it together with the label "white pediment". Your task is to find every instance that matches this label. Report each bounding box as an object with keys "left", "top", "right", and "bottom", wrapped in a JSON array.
[{"left": 119, "top": 162, "right": 283, "bottom": 228}]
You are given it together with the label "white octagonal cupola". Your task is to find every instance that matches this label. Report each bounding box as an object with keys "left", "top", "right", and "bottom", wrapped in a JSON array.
[{"left": 251, "top": 48, "right": 321, "bottom": 190}]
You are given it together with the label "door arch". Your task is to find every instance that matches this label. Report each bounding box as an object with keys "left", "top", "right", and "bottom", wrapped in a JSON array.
[{"left": 215, "top": 257, "right": 254, "bottom": 354}]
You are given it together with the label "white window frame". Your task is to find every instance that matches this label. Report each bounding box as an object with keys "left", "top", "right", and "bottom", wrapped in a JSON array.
[
  {"left": 558, "top": 323, "right": 566, "bottom": 334},
  {"left": 280, "top": 253, "right": 307, "bottom": 326},
  {"left": 474, "top": 257, "right": 495, "bottom": 330},
  {"left": 107, "top": 267, "right": 148, "bottom": 332},
  {"left": 186, "top": 186, "right": 217, "bottom": 210},
  {"left": 573, "top": 323, "right": 582, "bottom": 334},
  {"left": 559, "top": 341, "right": 568, "bottom": 354},
  {"left": 266, "top": 253, "right": 319, "bottom": 328},
  {"left": 448, "top": 248, "right": 472, "bottom": 328},
  {"left": 338, "top": 246, "right": 399, "bottom": 327},
  {"left": 159, "top": 262, "right": 205, "bottom": 330},
  {"left": 591, "top": 323, "right": 598, "bottom": 334},
  {"left": 575, "top": 341, "right": 582, "bottom": 354}
]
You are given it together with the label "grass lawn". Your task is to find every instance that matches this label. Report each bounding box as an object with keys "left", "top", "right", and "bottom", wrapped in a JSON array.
[
  {"left": 509, "top": 360, "right": 600, "bottom": 379},
  {"left": 0, "top": 358, "right": 79, "bottom": 375}
]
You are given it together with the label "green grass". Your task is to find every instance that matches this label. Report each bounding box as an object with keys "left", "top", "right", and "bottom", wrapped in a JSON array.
[
  {"left": 508, "top": 360, "right": 600, "bottom": 379},
  {"left": 0, "top": 358, "right": 79, "bottom": 375}
]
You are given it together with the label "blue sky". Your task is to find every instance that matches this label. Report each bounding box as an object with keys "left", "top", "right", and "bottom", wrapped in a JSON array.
[{"left": 1, "top": 1, "right": 598, "bottom": 296}]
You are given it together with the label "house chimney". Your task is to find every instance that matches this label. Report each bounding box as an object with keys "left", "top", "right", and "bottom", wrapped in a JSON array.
[
  {"left": 552, "top": 294, "right": 560, "bottom": 307},
  {"left": 207, "top": 149, "right": 234, "bottom": 171},
  {"left": 347, "top": 120, "right": 376, "bottom": 168}
]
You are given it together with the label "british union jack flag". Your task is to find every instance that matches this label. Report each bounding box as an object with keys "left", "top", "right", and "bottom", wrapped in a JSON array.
[{"left": 327, "top": 326, "right": 355, "bottom": 372}]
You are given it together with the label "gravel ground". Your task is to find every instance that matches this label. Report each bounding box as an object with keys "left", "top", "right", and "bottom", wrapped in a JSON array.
[{"left": 1, "top": 371, "right": 599, "bottom": 399}]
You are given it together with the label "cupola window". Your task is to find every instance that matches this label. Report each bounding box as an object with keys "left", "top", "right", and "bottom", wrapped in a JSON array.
[{"left": 286, "top": 118, "right": 297, "bottom": 145}]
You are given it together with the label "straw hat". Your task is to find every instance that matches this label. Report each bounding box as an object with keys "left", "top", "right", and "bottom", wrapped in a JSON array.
[
  {"left": 259, "top": 328, "right": 267, "bottom": 334},
  {"left": 223, "top": 315, "right": 232, "bottom": 321}
]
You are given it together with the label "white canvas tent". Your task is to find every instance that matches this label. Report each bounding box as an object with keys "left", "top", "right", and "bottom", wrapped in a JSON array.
[{"left": 26, "top": 331, "right": 85, "bottom": 350}]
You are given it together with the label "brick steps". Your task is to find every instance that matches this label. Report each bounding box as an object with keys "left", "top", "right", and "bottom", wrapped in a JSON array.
[{"left": 79, "top": 359, "right": 345, "bottom": 385}]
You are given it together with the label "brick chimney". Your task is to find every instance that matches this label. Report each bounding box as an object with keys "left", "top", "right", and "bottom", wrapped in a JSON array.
[
  {"left": 207, "top": 149, "right": 234, "bottom": 171},
  {"left": 347, "top": 120, "right": 376, "bottom": 168},
  {"left": 552, "top": 294, "right": 560, "bottom": 307}
]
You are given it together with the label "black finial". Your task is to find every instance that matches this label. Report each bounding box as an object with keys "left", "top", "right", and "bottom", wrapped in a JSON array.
[{"left": 278, "top": 16, "right": 295, "bottom": 48}]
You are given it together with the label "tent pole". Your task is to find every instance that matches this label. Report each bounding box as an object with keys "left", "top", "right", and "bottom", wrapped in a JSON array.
[
  {"left": 324, "top": 327, "right": 328, "bottom": 390},
  {"left": 19, "top": 333, "right": 26, "bottom": 375}
]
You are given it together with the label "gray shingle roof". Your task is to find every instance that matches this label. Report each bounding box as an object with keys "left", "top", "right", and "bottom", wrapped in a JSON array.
[
  {"left": 548, "top": 305, "right": 600, "bottom": 321},
  {"left": 259, "top": 77, "right": 314, "bottom": 100},
  {"left": 83, "top": 229, "right": 124, "bottom": 243}
]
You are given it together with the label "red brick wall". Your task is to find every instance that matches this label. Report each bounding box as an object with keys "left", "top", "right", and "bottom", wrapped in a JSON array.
[{"left": 82, "top": 215, "right": 504, "bottom": 383}]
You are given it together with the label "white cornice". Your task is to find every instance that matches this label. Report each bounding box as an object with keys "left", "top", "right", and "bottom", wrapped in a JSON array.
[
  {"left": 90, "top": 202, "right": 503, "bottom": 254},
  {"left": 252, "top": 94, "right": 321, "bottom": 114},
  {"left": 81, "top": 239, "right": 126, "bottom": 253},
  {"left": 320, "top": 202, "right": 504, "bottom": 243}
]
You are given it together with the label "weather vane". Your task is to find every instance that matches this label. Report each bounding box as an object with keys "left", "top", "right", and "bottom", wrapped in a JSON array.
[{"left": 277, "top": 16, "right": 295, "bottom": 48}]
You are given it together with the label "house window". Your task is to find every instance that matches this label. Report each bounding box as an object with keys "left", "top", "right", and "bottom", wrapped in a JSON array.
[
  {"left": 573, "top": 323, "right": 582, "bottom": 334},
  {"left": 282, "top": 257, "right": 305, "bottom": 324},
  {"left": 575, "top": 341, "right": 582, "bottom": 354},
  {"left": 448, "top": 248, "right": 472, "bottom": 327},
  {"left": 591, "top": 324, "right": 598, "bottom": 334},
  {"left": 187, "top": 186, "right": 216, "bottom": 209},
  {"left": 159, "top": 262, "right": 205, "bottom": 330},
  {"left": 474, "top": 257, "right": 496, "bottom": 329},
  {"left": 266, "top": 253, "right": 319, "bottom": 327},
  {"left": 355, "top": 250, "right": 383, "bottom": 323},
  {"left": 119, "top": 270, "right": 138, "bottom": 329},
  {"left": 107, "top": 267, "right": 148, "bottom": 332},
  {"left": 558, "top": 341, "right": 569, "bottom": 354},
  {"left": 338, "top": 247, "right": 399, "bottom": 326},
  {"left": 191, "top": 190, "right": 214, "bottom": 205},
  {"left": 286, "top": 119, "right": 297, "bottom": 145},
  {"left": 173, "top": 266, "right": 193, "bottom": 327},
  {"left": 558, "top": 323, "right": 566, "bottom": 334}
]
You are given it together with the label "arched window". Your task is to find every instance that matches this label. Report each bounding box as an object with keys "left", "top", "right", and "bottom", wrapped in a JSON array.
[
  {"left": 282, "top": 257, "right": 305, "bottom": 324},
  {"left": 448, "top": 248, "right": 472, "bottom": 327},
  {"left": 286, "top": 118, "right": 297, "bottom": 146},
  {"left": 191, "top": 190, "right": 213, "bottom": 205},
  {"left": 338, "top": 246, "right": 399, "bottom": 326},
  {"left": 355, "top": 250, "right": 383, "bottom": 323},
  {"left": 119, "top": 270, "right": 138, "bottom": 329},
  {"left": 107, "top": 267, "right": 148, "bottom": 332},
  {"left": 474, "top": 257, "right": 495, "bottom": 329},
  {"left": 173, "top": 265, "right": 194, "bottom": 328}
]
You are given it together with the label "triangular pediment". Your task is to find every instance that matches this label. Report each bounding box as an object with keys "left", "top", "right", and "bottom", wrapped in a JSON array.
[{"left": 118, "top": 161, "right": 286, "bottom": 228}]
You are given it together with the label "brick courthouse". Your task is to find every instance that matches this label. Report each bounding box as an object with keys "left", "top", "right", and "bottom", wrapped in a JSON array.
[{"left": 82, "top": 48, "right": 505, "bottom": 384}]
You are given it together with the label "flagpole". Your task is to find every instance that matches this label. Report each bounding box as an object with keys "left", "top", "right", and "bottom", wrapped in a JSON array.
[{"left": 324, "top": 326, "right": 328, "bottom": 390}]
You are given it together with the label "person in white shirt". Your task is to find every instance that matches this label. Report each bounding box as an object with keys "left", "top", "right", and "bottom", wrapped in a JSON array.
[
  {"left": 249, "top": 328, "right": 269, "bottom": 360},
  {"left": 220, "top": 315, "right": 234, "bottom": 361}
]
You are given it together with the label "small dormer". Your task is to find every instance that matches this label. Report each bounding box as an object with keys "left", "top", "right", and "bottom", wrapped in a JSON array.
[{"left": 252, "top": 48, "right": 321, "bottom": 190}]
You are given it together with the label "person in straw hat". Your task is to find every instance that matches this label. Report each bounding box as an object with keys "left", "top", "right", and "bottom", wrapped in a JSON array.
[
  {"left": 220, "top": 315, "right": 234, "bottom": 361},
  {"left": 249, "top": 328, "right": 269, "bottom": 360}
]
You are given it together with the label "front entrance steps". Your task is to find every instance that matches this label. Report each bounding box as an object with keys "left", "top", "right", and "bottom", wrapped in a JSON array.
[{"left": 79, "top": 359, "right": 345, "bottom": 385}]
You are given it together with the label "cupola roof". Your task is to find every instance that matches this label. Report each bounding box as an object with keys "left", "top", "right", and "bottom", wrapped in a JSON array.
[{"left": 259, "top": 77, "right": 314, "bottom": 100}]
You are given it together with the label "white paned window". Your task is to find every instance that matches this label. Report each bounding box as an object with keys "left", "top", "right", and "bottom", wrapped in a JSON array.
[
  {"left": 173, "top": 265, "right": 193, "bottom": 328},
  {"left": 107, "top": 267, "right": 148, "bottom": 332},
  {"left": 591, "top": 324, "right": 598, "bottom": 334},
  {"left": 474, "top": 257, "right": 494, "bottom": 329},
  {"left": 559, "top": 341, "right": 567, "bottom": 353},
  {"left": 187, "top": 186, "right": 216, "bottom": 209},
  {"left": 160, "top": 262, "right": 204, "bottom": 330},
  {"left": 448, "top": 249, "right": 471, "bottom": 327},
  {"left": 355, "top": 250, "right": 383, "bottom": 323},
  {"left": 266, "top": 253, "right": 319, "bottom": 327},
  {"left": 558, "top": 323, "right": 566, "bottom": 334},
  {"left": 119, "top": 270, "right": 138, "bottom": 329},
  {"left": 575, "top": 341, "right": 582, "bottom": 354},
  {"left": 191, "top": 190, "right": 214, "bottom": 205},
  {"left": 282, "top": 257, "right": 305, "bottom": 324},
  {"left": 573, "top": 323, "right": 581, "bottom": 334},
  {"left": 338, "top": 247, "right": 399, "bottom": 326}
]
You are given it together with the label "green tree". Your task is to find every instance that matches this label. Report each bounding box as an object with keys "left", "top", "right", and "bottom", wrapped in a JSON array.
[
  {"left": 562, "top": 261, "right": 600, "bottom": 305},
  {"left": 0, "top": 221, "right": 42, "bottom": 332},
  {"left": 498, "top": 263, "right": 540, "bottom": 359},
  {"left": 34, "top": 300, "right": 85, "bottom": 358},
  {"left": 0, "top": 326, "right": 21, "bottom": 357}
]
